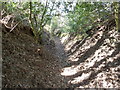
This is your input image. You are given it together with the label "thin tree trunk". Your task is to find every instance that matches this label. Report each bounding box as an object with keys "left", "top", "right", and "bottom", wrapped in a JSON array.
[
  {"left": 40, "top": 0, "right": 48, "bottom": 29},
  {"left": 29, "top": 1, "right": 32, "bottom": 22},
  {"left": 29, "top": 1, "right": 38, "bottom": 42},
  {"left": 34, "top": 14, "right": 37, "bottom": 27},
  {"left": 114, "top": 2, "right": 120, "bottom": 32}
]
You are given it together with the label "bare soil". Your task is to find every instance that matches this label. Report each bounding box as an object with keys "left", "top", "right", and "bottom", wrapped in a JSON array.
[{"left": 2, "top": 25, "right": 68, "bottom": 88}]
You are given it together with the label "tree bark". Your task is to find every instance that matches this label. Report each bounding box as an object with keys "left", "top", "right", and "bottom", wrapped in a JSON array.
[{"left": 114, "top": 2, "right": 120, "bottom": 32}]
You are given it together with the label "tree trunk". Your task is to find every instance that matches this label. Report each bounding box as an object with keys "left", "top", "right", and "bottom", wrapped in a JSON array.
[
  {"left": 29, "top": 1, "right": 38, "bottom": 43},
  {"left": 114, "top": 2, "right": 120, "bottom": 32}
]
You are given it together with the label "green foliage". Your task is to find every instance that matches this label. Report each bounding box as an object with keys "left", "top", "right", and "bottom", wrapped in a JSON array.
[
  {"left": 2, "top": 1, "right": 56, "bottom": 43},
  {"left": 2, "top": 1, "right": 118, "bottom": 42},
  {"left": 64, "top": 2, "right": 113, "bottom": 37}
]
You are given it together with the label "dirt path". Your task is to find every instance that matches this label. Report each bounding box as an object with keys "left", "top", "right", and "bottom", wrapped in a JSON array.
[
  {"left": 37, "top": 35, "right": 70, "bottom": 88},
  {"left": 53, "top": 36, "right": 68, "bottom": 66},
  {"left": 44, "top": 36, "right": 69, "bottom": 87}
]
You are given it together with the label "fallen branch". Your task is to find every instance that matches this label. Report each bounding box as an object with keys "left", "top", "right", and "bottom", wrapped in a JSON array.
[
  {"left": 9, "top": 19, "right": 22, "bottom": 32},
  {"left": 4, "top": 18, "right": 28, "bottom": 36},
  {"left": 9, "top": 18, "right": 28, "bottom": 32}
]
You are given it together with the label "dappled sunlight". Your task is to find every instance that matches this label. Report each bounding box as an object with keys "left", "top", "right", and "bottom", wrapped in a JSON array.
[
  {"left": 64, "top": 38, "right": 78, "bottom": 51},
  {"left": 61, "top": 65, "right": 79, "bottom": 76},
  {"left": 66, "top": 30, "right": 104, "bottom": 62},
  {"left": 60, "top": 27, "right": 120, "bottom": 88},
  {"left": 61, "top": 34, "right": 70, "bottom": 44},
  {"left": 63, "top": 53, "right": 120, "bottom": 88},
  {"left": 2, "top": 1, "right": 120, "bottom": 88},
  {"left": 61, "top": 43, "right": 116, "bottom": 76},
  {"left": 69, "top": 72, "right": 92, "bottom": 84},
  {"left": 107, "top": 53, "right": 120, "bottom": 62}
]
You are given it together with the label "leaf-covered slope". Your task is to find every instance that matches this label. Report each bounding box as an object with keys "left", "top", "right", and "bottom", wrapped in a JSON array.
[
  {"left": 62, "top": 19, "right": 120, "bottom": 88},
  {"left": 2, "top": 25, "right": 68, "bottom": 88}
]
